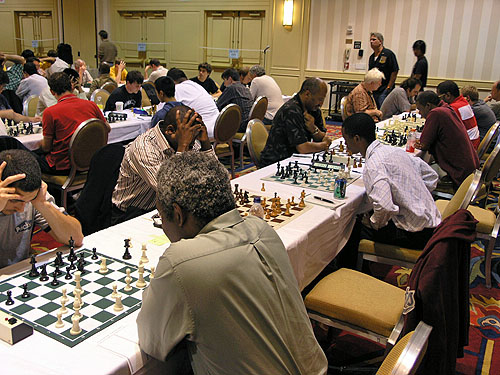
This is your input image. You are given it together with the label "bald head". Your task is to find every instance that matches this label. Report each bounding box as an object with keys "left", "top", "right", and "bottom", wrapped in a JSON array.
[
  {"left": 299, "top": 77, "right": 327, "bottom": 96},
  {"left": 299, "top": 77, "right": 327, "bottom": 112}
]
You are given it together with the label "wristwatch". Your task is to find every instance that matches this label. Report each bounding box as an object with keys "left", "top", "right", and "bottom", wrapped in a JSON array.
[{"left": 312, "top": 127, "right": 319, "bottom": 135}]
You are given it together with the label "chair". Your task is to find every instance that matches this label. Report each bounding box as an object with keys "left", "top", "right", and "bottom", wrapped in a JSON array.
[
  {"left": 41, "top": 118, "right": 109, "bottom": 210},
  {"left": 377, "top": 321, "right": 432, "bottom": 375},
  {"left": 74, "top": 143, "right": 125, "bottom": 235},
  {"left": 340, "top": 96, "right": 348, "bottom": 121},
  {"left": 473, "top": 142, "right": 500, "bottom": 206},
  {"left": 140, "top": 87, "right": 152, "bottom": 107},
  {"left": 213, "top": 104, "right": 241, "bottom": 178},
  {"left": 245, "top": 119, "right": 268, "bottom": 168},
  {"left": 100, "top": 81, "right": 118, "bottom": 94},
  {"left": 141, "top": 81, "right": 160, "bottom": 105},
  {"left": 358, "top": 170, "right": 481, "bottom": 269},
  {"left": 90, "top": 89, "right": 110, "bottom": 109},
  {"left": 477, "top": 121, "right": 499, "bottom": 161},
  {"left": 22, "top": 95, "right": 39, "bottom": 117},
  {"left": 233, "top": 96, "right": 268, "bottom": 169}
]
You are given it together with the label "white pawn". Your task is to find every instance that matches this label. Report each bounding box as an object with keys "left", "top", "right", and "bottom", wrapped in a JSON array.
[
  {"left": 74, "top": 289, "right": 83, "bottom": 307},
  {"left": 150, "top": 266, "right": 156, "bottom": 280},
  {"left": 61, "top": 288, "right": 69, "bottom": 306},
  {"left": 70, "top": 315, "right": 82, "bottom": 335},
  {"left": 111, "top": 284, "right": 120, "bottom": 299},
  {"left": 136, "top": 264, "right": 146, "bottom": 288},
  {"left": 60, "top": 299, "right": 68, "bottom": 314},
  {"left": 140, "top": 243, "right": 149, "bottom": 264},
  {"left": 113, "top": 295, "right": 124, "bottom": 312},
  {"left": 55, "top": 311, "right": 65, "bottom": 328},
  {"left": 99, "top": 257, "right": 108, "bottom": 274},
  {"left": 73, "top": 298, "right": 82, "bottom": 318},
  {"left": 124, "top": 268, "right": 132, "bottom": 291}
]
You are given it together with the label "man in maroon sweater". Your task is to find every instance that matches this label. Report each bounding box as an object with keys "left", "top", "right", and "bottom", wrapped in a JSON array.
[{"left": 415, "top": 91, "right": 479, "bottom": 189}]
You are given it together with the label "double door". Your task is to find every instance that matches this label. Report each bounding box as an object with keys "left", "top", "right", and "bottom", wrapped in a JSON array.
[{"left": 15, "top": 11, "right": 55, "bottom": 56}]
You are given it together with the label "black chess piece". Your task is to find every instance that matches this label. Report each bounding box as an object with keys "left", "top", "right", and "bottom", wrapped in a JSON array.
[
  {"left": 69, "top": 258, "right": 76, "bottom": 271},
  {"left": 234, "top": 183, "right": 239, "bottom": 195},
  {"left": 29, "top": 255, "right": 39, "bottom": 277},
  {"left": 64, "top": 266, "right": 72, "bottom": 280},
  {"left": 5, "top": 291, "right": 14, "bottom": 305},
  {"left": 79, "top": 253, "right": 86, "bottom": 266},
  {"left": 304, "top": 175, "right": 309, "bottom": 184},
  {"left": 50, "top": 273, "right": 60, "bottom": 286},
  {"left": 68, "top": 246, "right": 76, "bottom": 262},
  {"left": 275, "top": 162, "right": 281, "bottom": 176},
  {"left": 77, "top": 258, "right": 85, "bottom": 274},
  {"left": 123, "top": 239, "right": 132, "bottom": 260},
  {"left": 39, "top": 264, "right": 49, "bottom": 281},
  {"left": 55, "top": 251, "right": 64, "bottom": 267},
  {"left": 21, "top": 284, "right": 30, "bottom": 299},
  {"left": 53, "top": 265, "right": 63, "bottom": 277},
  {"left": 91, "top": 248, "right": 98, "bottom": 260}
]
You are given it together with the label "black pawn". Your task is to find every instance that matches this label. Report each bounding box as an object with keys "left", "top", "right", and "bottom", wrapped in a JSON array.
[
  {"left": 21, "top": 284, "right": 30, "bottom": 299},
  {"left": 39, "top": 265, "right": 49, "bottom": 281},
  {"left": 53, "top": 265, "right": 62, "bottom": 277},
  {"left": 91, "top": 248, "right": 98, "bottom": 260},
  {"left": 29, "top": 255, "right": 39, "bottom": 277},
  {"left": 5, "top": 291, "right": 14, "bottom": 305},
  {"left": 123, "top": 246, "right": 132, "bottom": 260},
  {"left": 64, "top": 266, "right": 72, "bottom": 280},
  {"left": 50, "top": 273, "right": 59, "bottom": 286},
  {"left": 69, "top": 258, "right": 76, "bottom": 271},
  {"left": 79, "top": 253, "right": 86, "bottom": 266}
]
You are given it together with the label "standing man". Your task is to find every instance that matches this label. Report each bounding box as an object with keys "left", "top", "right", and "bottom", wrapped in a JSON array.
[
  {"left": 368, "top": 32, "right": 399, "bottom": 108},
  {"left": 98, "top": 30, "right": 118, "bottom": 66},
  {"left": 104, "top": 70, "right": 143, "bottom": 112},
  {"left": 415, "top": 91, "right": 479, "bottom": 189},
  {"left": 485, "top": 80, "right": 500, "bottom": 121},
  {"left": 137, "top": 151, "right": 327, "bottom": 375},
  {"left": 411, "top": 40, "right": 428, "bottom": 90},
  {"left": 216, "top": 68, "right": 254, "bottom": 133},
  {"left": 259, "top": 77, "right": 331, "bottom": 167},
  {"left": 336, "top": 113, "right": 441, "bottom": 269},
  {"left": 437, "top": 80, "right": 480, "bottom": 149},
  {"left": 151, "top": 76, "right": 182, "bottom": 128},
  {"left": 190, "top": 62, "right": 221, "bottom": 97},
  {"left": 248, "top": 65, "right": 284, "bottom": 125},
  {"left": 144, "top": 59, "right": 168, "bottom": 83},
  {"left": 461, "top": 85, "right": 497, "bottom": 140}
]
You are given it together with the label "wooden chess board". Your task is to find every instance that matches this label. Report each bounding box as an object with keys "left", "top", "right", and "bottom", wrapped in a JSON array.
[{"left": 0, "top": 248, "right": 149, "bottom": 347}]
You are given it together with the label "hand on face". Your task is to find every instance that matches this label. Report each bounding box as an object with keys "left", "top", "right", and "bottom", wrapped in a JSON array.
[
  {"left": 304, "top": 111, "right": 316, "bottom": 132},
  {"left": 0, "top": 161, "right": 25, "bottom": 212},
  {"left": 175, "top": 109, "right": 202, "bottom": 151}
]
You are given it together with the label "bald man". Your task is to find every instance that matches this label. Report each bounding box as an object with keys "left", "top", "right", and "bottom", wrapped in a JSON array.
[{"left": 485, "top": 80, "right": 500, "bottom": 121}]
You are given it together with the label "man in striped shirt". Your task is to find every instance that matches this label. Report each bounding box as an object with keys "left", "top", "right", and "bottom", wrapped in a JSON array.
[
  {"left": 111, "top": 105, "right": 215, "bottom": 225},
  {"left": 336, "top": 113, "right": 441, "bottom": 269}
]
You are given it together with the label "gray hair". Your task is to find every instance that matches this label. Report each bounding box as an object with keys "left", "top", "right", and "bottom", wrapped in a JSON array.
[
  {"left": 370, "top": 32, "right": 384, "bottom": 44},
  {"left": 249, "top": 65, "right": 266, "bottom": 77},
  {"left": 364, "top": 68, "right": 385, "bottom": 84},
  {"left": 156, "top": 152, "right": 236, "bottom": 227}
]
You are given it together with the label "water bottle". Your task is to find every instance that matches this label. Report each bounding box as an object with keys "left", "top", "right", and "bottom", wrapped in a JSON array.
[
  {"left": 249, "top": 197, "right": 265, "bottom": 218},
  {"left": 96, "top": 96, "right": 104, "bottom": 110}
]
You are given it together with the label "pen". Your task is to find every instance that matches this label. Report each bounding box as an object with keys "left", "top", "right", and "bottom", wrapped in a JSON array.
[{"left": 313, "top": 196, "right": 335, "bottom": 204}]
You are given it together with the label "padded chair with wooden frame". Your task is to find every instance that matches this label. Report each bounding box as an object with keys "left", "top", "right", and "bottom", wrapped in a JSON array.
[
  {"left": 245, "top": 119, "right": 268, "bottom": 168},
  {"left": 42, "top": 118, "right": 109, "bottom": 210},
  {"left": 473, "top": 141, "right": 500, "bottom": 206},
  {"left": 233, "top": 96, "right": 268, "bottom": 169},
  {"left": 213, "top": 104, "right": 241, "bottom": 178},
  {"left": 477, "top": 121, "right": 499, "bottom": 161},
  {"left": 90, "top": 89, "right": 110, "bottom": 108},
  {"left": 100, "top": 81, "right": 118, "bottom": 94},
  {"left": 377, "top": 321, "right": 432, "bottom": 375},
  {"left": 340, "top": 96, "right": 348, "bottom": 121},
  {"left": 358, "top": 170, "right": 481, "bottom": 269},
  {"left": 22, "top": 95, "right": 39, "bottom": 117},
  {"left": 140, "top": 87, "right": 151, "bottom": 107}
]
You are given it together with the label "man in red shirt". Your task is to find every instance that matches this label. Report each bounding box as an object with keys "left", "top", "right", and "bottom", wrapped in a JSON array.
[
  {"left": 415, "top": 91, "right": 479, "bottom": 189},
  {"left": 38, "top": 72, "right": 109, "bottom": 174},
  {"left": 437, "top": 80, "right": 480, "bottom": 149}
]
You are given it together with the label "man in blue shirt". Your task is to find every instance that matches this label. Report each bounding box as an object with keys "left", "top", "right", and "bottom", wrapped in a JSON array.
[{"left": 151, "top": 76, "right": 182, "bottom": 128}]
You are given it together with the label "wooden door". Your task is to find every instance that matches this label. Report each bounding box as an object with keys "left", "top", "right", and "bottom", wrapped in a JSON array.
[
  {"left": 145, "top": 12, "right": 166, "bottom": 62},
  {"left": 62, "top": 0, "right": 96, "bottom": 66},
  {"left": 237, "top": 11, "right": 264, "bottom": 67},
  {"left": 206, "top": 11, "right": 236, "bottom": 67}
]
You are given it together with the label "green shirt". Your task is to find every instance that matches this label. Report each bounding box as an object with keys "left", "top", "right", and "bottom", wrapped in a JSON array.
[{"left": 137, "top": 209, "right": 327, "bottom": 375}]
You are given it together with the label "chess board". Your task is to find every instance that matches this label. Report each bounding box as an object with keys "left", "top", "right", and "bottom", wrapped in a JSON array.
[
  {"left": 235, "top": 192, "right": 311, "bottom": 230},
  {"left": 0, "top": 248, "right": 149, "bottom": 348}
]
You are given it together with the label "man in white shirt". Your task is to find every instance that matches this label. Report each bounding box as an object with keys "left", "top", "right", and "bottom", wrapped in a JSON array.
[
  {"left": 167, "top": 68, "right": 219, "bottom": 138},
  {"left": 16, "top": 62, "right": 49, "bottom": 103},
  {"left": 336, "top": 112, "right": 441, "bottom": 268},
  {"left": 248, "top": 65, "right": 284, "bottom": 125}
]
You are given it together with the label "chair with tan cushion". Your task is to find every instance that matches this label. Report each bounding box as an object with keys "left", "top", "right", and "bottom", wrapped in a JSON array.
[
  {"left": 213, "top": 104, "right": 241, "bottom": 178},
  {"left": 359, "top": 170, "right": 481, "bottom": 269},
  {"left": 473, "top": 142, "right": 500, "bottom": 207},
  {"left": 42, "top": 118, "right": 109, "bottom": 210},
  {"left": 22, "top": 95, "right": 39, "bottom": 117},
  {"left": 245, "top": 119, "right": 268, "bottom": 168},
  {"left": 100, "top": 81, "right": 118, "bottom": 94},
  {"left": 140, "top": 87, "right": 151, "bottom": 107},
  {"left": 90, "top": 89, "right": 110, "bottom": 109},
  {"left": 477, "top": 121, "right": 499, "bottom": 161},
  {"left": 233, "top": 96, "right": 268, "bottom": 169},
  {"left": 340, "top": 96, "right": 348, "bottom": 121}
]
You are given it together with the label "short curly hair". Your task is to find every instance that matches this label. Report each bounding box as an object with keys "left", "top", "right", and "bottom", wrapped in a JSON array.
[
  {"left": 0, "top": 149, "right": 41, "bottom": 192},
  {"left": 156, "top": 152, "right": 236, "bottom": 228}
]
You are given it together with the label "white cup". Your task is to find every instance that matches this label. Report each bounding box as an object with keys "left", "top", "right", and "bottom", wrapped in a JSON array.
[{"left": 116, "top": 101, "right": 124, "bottom": 111}]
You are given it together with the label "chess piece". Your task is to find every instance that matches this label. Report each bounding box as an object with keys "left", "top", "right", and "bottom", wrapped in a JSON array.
[
  {"left": 29, "top": 255, "right": 39, "bottom": 277},
  {"left": 136, "top": 265, "right": 146, "bottom": 288},
  {"left": 55, "top": 312, "right": 65, "bottom": 328},
  {"left": 50, "top": 272, "right": 60, "bottom": 286},
  {"left": 39, "top": 264, "right": 49, "bottom": 281},
  {"left": 70, "top": 315, "right": 82, "bottom": 335},
  {"left": 124, "top": 268, "right": 133, "bottom": 291},
  {"left": 140, "top": 243, "right": 149, "bottom": 264},
  {"left": 261, "top": 183, "right": 265, "bottom": 192},
  {"left": 69, "top": 257, "right": 76, "bottom": 271},
  {"left": 74, "top": 271, "right": 83, "bottom": 296},
  {"left": 261, "top": 197, "right": 266, "bottom": 208},
  {"left": 72, "top": 298, "right": 82, "bottom": 318},
  {"left": 111, "top": 284, "right": 120, "bottom": 299},
  {"left": 265, "top": 209, "right": 271, "bottom": 220},
  {"left": 339, "top": 141, "right": 344, "bottom": 152},
  {"left": 299, "top": 197, "right": 306, "bottom": 208},
  {"left": 5, "top": 290, "right": 14, "bottom": 305},
  {"left": 99, "top": 258, "right": 108, "bottom": 274},
  {"left": 234, "top": 183, "right": 239, "bottom": 195},
  {"left": 21, "top": 284, "right": 30, "bottom": 299},
  {"left": 68, "top": 239, "right": 77, "bottom": 262},
  {"left": 290, "top": 197, "right": 297, "bottom": 206},
  {"left": 150, "top": 266, "right": 156, "bottom": 280},
  {"left": 113, "top": 295, "right": 124, "bottom": 312},
  {"left": 53, "top": 265, "right": 62, "bottom": 277},
  {"left": 74, "top": 289, "right": 83, "bottom": 307},
  {"left": 61, "top": 288, "right": 69, "bottom": 306},
  {"left": 284, "top": 203, "right": 291, "bottom": 216},
  {"left": 65, "top": 266, "right": 72, "bottom": 280},
  {"left": 55, "top": 251, "right": 64, "bottom": 267},
  {"left": 123, "top": 239, "right": 132, "bottom": 260},
  {"left": 91, "top": 248, "right": 98, "bottom": 260},
  {"left": 60, "top": 299, "right": 68, "bottom": 314}
]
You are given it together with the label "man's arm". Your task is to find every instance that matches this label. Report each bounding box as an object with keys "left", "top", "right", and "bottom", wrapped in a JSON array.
[
  {"left": 0, "top": 109, "right": 41, "bottom": 123},
  {"left": 364, "top": 171, "right": 398, "bottom": 230},
  {"left": 387, "top": 71, "right": 398, "bottom": 90},
  {"left": 216, "top": 88, "right": 231, "bottom": 111},
  {"left": 32, "top": 182, "right": 84, "bottom": 246},
  {"left": 296, "top": 140, "right": 330, "bottom": 154},
  {"left": 41, "top": 136, "right": 53, "bottom": 152},
  {"left": 414, "top": 157, "right": 439, "bottom": 192},
  {"left": 0, "top": 52, "right": 25, "bottom": 65}
]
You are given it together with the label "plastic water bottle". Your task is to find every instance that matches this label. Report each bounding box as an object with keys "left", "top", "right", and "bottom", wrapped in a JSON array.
[
  {"left": 249, "top": 197, "right": 265, "bottom": 218},
  {"left": 96, "top": 96, "right": 104, "bottom": 110}
]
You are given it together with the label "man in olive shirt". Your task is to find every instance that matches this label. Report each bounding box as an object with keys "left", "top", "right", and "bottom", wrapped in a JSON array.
[
  {"left": 137, "top": 152, "right": 327, "bottom": 375},
  {"left": 98, "top": 30, "right": 117, "bottom": 65}
]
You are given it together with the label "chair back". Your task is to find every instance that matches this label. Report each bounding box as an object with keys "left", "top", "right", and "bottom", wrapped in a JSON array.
[
  {"left": 341, "top": 96, "right": 348, "bottom": 121},
  {"left": 22, "top": 95, "right": 39, "bottom": 117},
  {"left": 100, "top": 81, "right": 118, "bottom": 94},
  {"left": 477, "top": 121, "right": 499, "bottom": 160},
  {"left": 90, "top": 89, "right": 110, "bottom": 108},
  {"left": 141, "top": 81, "right": 160, "bottom": 105},
  {"left": 214, "top": 104, "right": 241, "bottom": 144},
  {"left": 69, "top": 118, "right": 109, "bottom": 172},
  {"left": 249, "top": 96, "right": 268, "bottom": 121},
  {"left": 441, "top": 170, "right": 481, "bottom": 219},
  {"left": 140, "top": 87, "right": 152, "bottom": 107},
  {"left": 378, "top": 321, "right": 432, "bottom": 375},
  {"left": 480, "top": 141, "right": 500, "bottom": 186},
  {"left": 245, "top": 119, "right": 268, "bottom": 167}
]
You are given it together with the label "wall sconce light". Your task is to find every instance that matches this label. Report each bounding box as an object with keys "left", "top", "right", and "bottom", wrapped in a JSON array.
[{"left": 283, "top": 0, "right": 293, "bottom": 27}]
